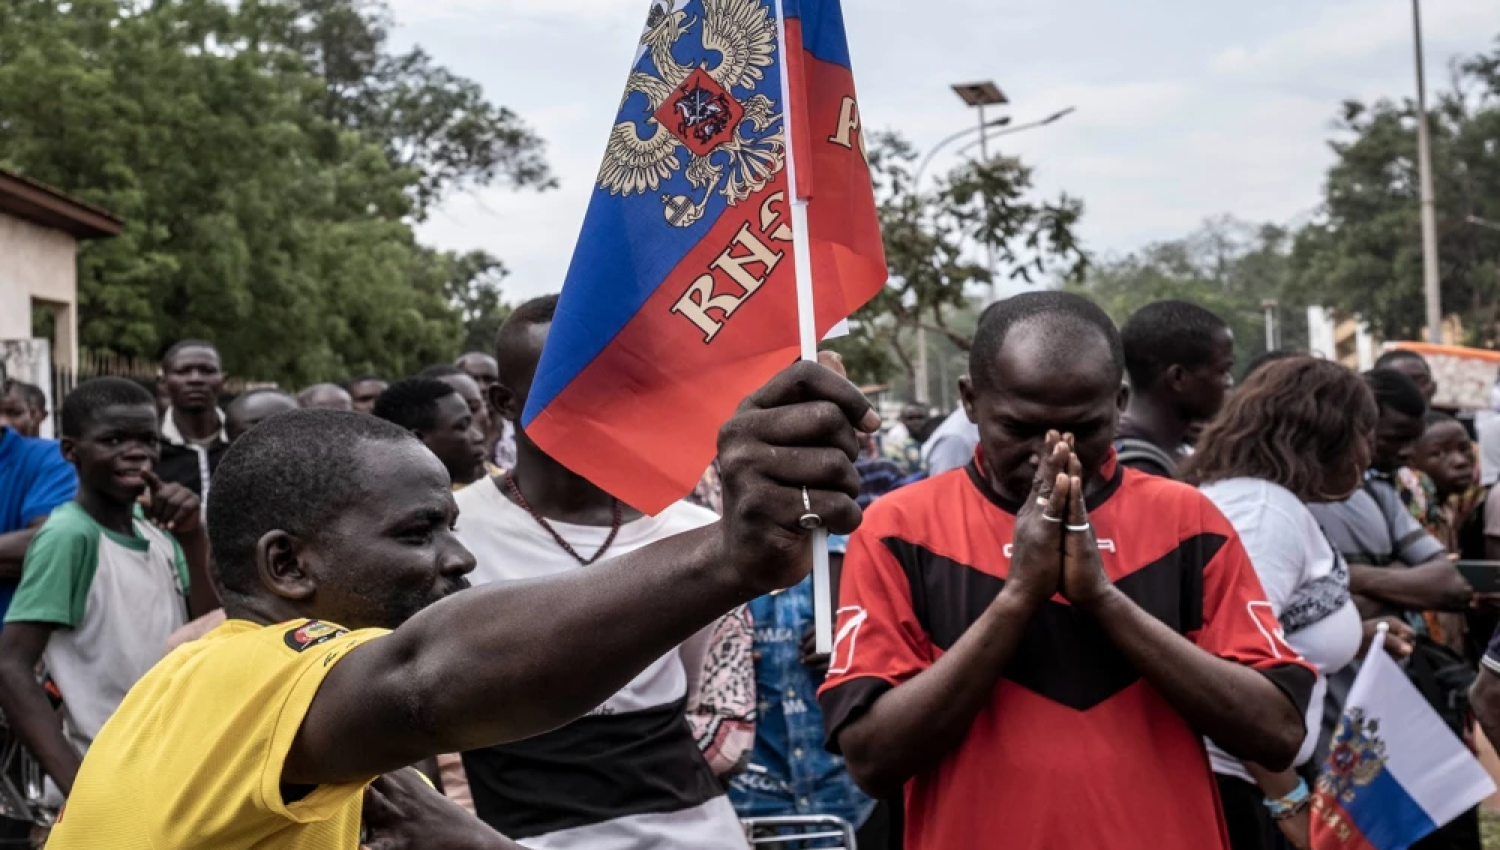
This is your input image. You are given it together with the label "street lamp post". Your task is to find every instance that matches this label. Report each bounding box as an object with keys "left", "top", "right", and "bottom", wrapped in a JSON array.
[
  {"left": 908, "top": 91, "right": 1076, "bottom": 403},
  {"left": 953, "top": 107, "right": 1078, "bottom": 159},
  {"left": 951, "top": 82, "right": 1010, "bottom": 304},
  {"left": 1413, "top": 0, "right": 1443, "bottom": 344},
  {"left": 913, "top": 117, "right": 1012, "bottom": 191}
]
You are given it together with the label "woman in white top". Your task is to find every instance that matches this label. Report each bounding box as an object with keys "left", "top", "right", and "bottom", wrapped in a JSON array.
[{"left": 1182, "top": 357, "right": 1407, "bottom": 850}]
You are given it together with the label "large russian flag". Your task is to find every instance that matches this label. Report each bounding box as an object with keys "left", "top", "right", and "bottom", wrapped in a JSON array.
[
  {"left": 523, "top": 0, "right": 886, "bottom": 513},
  {"left": 1310, "top": 638, "right": 1494, "bottom": 850}
]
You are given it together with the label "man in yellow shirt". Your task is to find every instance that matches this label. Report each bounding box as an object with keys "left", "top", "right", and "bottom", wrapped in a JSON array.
[{"left": 47, "top": 361, "right": 876, "bottom": 849}]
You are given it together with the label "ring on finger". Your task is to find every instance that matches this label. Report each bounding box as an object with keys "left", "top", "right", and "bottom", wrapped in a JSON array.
[
  {"left": 1066, "top": 523, "right": 1091, "bottom": 533},
  {"left": 1035, "top": 496, "right": 1050, "bottom": 507},
  {"left": 798, "top": 486, "right": 823, "bottom": 530},
  {"left": 1041, "top": 512, "right": 1063, "bottom": 523}
]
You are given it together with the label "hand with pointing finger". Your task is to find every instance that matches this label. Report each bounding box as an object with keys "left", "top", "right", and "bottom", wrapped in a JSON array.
[{"left": 140, "top": 470, "right": 202, "bottom": 536}]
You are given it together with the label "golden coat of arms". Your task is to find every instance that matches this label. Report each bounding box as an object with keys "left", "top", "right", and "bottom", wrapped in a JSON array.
[
  {"left": 598, "top": 0, "right": 787, "bottom": 228},
  {"left": 1317, "top": 707, "right": 1390, "bottom": 804}
]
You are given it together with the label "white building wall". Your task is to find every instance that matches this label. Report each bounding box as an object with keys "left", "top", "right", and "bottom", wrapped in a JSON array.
[{"left": 0, "top": 211, "right": 80, "bottom": 369}]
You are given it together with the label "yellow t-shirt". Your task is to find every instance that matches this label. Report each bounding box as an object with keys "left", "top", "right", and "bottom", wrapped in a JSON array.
[{"left": 46, "top": 617, "right": 389, "bottom": 850}]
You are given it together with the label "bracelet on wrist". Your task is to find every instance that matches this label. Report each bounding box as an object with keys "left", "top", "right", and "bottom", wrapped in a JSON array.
[{"left": 1263, "top": 777, "right": 1311, "bottom": 820}]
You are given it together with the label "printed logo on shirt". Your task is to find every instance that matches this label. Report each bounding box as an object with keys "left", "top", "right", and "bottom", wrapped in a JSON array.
[
  {"left": 1246, "top": 601, "right": 1292, "bottom": 659},
  {"left": 1003, "top": 538, "right": 1116, "bottom": 558},
  {"left": 828, "top": 606, "right": 868, "bottom": 676},
  {"left": 284, "top": 620, "right": 348, "bottom": 653},
  {"left": 755, "top": 626, "right": 801, "bottom": 644}
]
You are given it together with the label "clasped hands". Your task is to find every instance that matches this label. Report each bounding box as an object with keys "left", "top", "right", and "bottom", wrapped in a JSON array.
[{"left": 1006, "top": 431, "right": 1116, "bottom": 611}]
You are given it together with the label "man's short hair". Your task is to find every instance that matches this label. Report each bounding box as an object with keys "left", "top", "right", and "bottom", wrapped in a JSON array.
[
  {"left": 1120, "top": 301, "right": 1229, "bottom": 392},
  {"left": 207, "top": 410, "right": 415, "bottom": 599},
  {"left": 1363, "top": 368, "right": 1428, "bottom": 418},
  {"left": 1423, "top": 410, "right": 1457, "bottom": 429},
  {"left": 60, "top": 378, "right": 156, "bottom": 438},
  {"left": 416, "top": 365, "right": 465, "bottom": 380},
  {"left": 15, "top": 382, "right": 45, "bottom": 410},
  {"left": 160, "top": 339, "right": 220, "bottom": 368},
  {"left": 371, "top": 378, "right": 458, "bottom": 433},
  {"left": 1375, "top": 349, "right": 1430, "bottom": 373},
  {"left": 969, "top": 292, "right": 1124, "bottom": 389}
]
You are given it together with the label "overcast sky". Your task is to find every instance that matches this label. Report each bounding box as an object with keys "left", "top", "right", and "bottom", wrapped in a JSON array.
[{"left": 387, "top": 0, "right": 1498, "bottom": 302}]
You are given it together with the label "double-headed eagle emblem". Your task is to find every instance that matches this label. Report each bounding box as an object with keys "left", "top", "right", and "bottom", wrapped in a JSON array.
[
  {"left": 1317, "top": 708, "right": 1389, "bottom": 804},
  {"left": 598, "top": 0, "right": 786, "bottom": 228}
]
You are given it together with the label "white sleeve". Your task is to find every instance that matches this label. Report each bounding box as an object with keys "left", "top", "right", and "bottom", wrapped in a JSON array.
[{"left": 1231, "top": 503, "right": 1310, "bottom": 617}]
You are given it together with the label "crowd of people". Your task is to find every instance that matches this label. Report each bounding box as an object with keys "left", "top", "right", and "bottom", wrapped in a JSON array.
[{"left": 5, "top": 291, "right": 1500, "bottom": 849}]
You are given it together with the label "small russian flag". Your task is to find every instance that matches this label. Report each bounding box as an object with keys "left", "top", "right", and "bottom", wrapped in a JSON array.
[{"left": 1311, "top": 630, "right": 1494, "bottom": 850}]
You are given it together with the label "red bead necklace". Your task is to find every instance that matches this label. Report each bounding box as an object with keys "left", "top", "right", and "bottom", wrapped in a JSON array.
[{"left": 504, "top": 474, "right": 624, "bottom": 566}]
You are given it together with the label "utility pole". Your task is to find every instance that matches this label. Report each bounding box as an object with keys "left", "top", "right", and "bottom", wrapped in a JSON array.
[
  {"left": 915, "top": 329, "right": 929, "bottom": 404},
  {"left": 1261, "top": 299, "right": 1279, "bottom": 352},
  {"left": 1413, "top": 0, "right": 1443, "bottom": 344},
  {"left": 977, "top": 104, "right": 998, "bottom": 303}
]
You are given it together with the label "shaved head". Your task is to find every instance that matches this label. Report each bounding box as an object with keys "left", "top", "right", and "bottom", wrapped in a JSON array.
[
  {"left": 226, "top": 389, "right": 298, "bottom": 442},
  {"left": 493, "top": 295, "right": 559, "bottom": 415},
  {"left": 298, "top": 383, "right": 353, "bottom": 411},
  {"left": 455, "top": 351, "right": 500, "bottom": 396},
  {"left": 960, "top": 291, "right": 1126, "bottom": 504},
  {"left": 970, "top": 292, "right": 1123, "bottom": 392}
]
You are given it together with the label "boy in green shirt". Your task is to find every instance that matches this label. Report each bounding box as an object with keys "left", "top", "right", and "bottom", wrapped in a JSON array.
[{"left": 0, "top": 378, "right": 210, "bottom": 801}]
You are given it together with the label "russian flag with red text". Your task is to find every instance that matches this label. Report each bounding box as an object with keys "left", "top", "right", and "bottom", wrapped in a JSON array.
[
  {"left": 522, "top": 0, "right": 886, "bottom": 513},
  {"left": 1310, "top": 640, "right": 1493, "bottom": 850}
]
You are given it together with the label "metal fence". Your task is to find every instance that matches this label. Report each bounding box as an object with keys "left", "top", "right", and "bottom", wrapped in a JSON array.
[{"left": 49, "top": 350, "right": 269, "bottom": 411}]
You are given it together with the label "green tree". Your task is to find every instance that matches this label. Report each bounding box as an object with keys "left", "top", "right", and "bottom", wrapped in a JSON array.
[
  {"left": 439, "top": 249, "right": 512, "bottom": 354},
  {"left": 1070, "top": 217, "right": 1305, "bottom": 373},
  {"left": 1289, "top": 35, "right": 1500, "bottom": 345},
  {"left": 830, "top": 130, "right": 1087, "bottom": 393},
  {"left": 0, "top": 0, "right": 540, "bottom": 385},
  {"left": 285, "top": 0, "right": 555, "bottom": 217}
]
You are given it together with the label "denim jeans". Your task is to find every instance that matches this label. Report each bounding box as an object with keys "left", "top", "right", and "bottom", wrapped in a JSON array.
[{"left": 729, "top": 577, "right": 874, "bottom": 831}]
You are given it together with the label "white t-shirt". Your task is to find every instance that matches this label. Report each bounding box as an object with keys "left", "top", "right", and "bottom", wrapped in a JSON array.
[
  {"left": 452, "top": 479, "right": 747, "bottom": 850},
  {"left": 1479, "top": 412, "right": 1500, "bottom": 487},
  {"left": 1199, "top": 478, "right": 1362, "bottom": 783},
  {"left": 921, "top": 408, "right": 979, "bottom": 476}
]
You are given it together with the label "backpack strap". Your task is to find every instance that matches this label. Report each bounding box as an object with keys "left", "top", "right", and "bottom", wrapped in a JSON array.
[{"left": 1114, "top": 438, "right": 1178, "bottom": 476}]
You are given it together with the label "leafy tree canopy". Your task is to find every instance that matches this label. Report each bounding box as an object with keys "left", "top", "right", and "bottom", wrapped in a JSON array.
[
  {"left": 1289, "top": 37, "right": 1500, "bottom": 346},
  {"left": 0, "top": 0, "right": 549, "bottom": 385},
  {"left": 1069, "top": 216, "right": 1305, "bottom": 376},
  {"left": 830, "top": 130, "right": 1087, "bottom": 394}
]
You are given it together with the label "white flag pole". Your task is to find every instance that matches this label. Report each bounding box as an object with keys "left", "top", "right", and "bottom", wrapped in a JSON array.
[{"left": 773, "top": 0, "right": 834, "bottom": 654}]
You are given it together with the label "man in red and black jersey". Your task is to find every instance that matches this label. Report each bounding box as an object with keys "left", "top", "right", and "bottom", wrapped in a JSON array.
[{"left": 819, "top": 292, "right": 1314, "bottom": 850}]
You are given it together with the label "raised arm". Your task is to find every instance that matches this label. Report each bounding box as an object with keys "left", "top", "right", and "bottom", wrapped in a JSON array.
[
  {"left": 1060, "top": 472, "right": 1308, "bottom": 770},
  {"left": 284, "top": 362, "right": 880, "bottom": 786},
  {"left": 830, "top": 435, "right": 1073, "bottom": 798}
]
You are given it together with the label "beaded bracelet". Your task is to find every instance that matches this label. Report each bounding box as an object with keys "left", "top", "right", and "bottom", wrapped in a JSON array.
[{"left": 1263, "top": 777, "right": 1311, "bottom": 820}]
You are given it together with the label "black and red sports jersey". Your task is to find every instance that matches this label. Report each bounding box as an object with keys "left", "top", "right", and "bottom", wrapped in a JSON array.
[{"left": 819, "top": 455, "right": 1315, "bottom": 850}]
